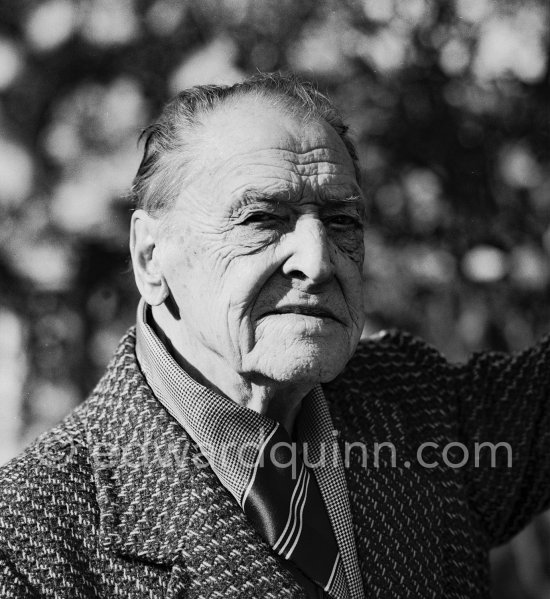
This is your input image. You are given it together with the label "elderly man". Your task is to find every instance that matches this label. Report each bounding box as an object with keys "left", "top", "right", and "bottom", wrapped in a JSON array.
[{"left": 1, "top": 73, "right": 550, "bottom": 599}]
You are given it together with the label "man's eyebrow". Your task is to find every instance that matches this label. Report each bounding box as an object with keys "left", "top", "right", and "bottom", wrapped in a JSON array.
[
  {"left": 322, "top": 193, "right": 367, "bottom": 217},
  {"left": 227, "top": 190, "right": 289, "bottom": 217},
  {"left": 323, "top": 194, "right": 364, "bottom": 206},
  {"left": 234, "top": 188, "right": 367, "bottom": 220}
]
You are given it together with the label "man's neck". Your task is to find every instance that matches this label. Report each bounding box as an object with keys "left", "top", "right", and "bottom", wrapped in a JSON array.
[{"left": 150, "top": 303, "right": 311, "bottom": 436}]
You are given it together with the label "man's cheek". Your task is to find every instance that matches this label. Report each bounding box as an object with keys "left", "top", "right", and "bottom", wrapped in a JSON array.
[
  {"left": 339, "top": 274, "right": 365, "bottom": 332},
  {"left": 330, "top": 230, "right": 364, "bottom": 264}
]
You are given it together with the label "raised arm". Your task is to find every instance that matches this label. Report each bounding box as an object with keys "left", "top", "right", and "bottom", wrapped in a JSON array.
[{"left": 451, "top": 334, "right": 550, "bottom": 546}]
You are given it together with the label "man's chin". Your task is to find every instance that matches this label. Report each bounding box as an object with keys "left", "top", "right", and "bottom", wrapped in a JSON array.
[{"left": 244, "top": 336, "right": 354, "bottom": 385}]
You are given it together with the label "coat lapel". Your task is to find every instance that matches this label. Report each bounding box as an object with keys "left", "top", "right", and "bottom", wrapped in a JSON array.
[{"left": 84, "top": 330, "right": 305, "bottom": 598}]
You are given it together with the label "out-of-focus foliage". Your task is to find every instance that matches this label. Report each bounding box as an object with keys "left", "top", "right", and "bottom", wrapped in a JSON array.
[{"left": 0, "top": 0, "right": 549, "bottom": 596}]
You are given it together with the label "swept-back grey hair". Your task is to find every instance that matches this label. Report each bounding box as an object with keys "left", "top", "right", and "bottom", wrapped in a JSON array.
[{"left": 131, "top": 72, "right": 360, "bottom": 214}]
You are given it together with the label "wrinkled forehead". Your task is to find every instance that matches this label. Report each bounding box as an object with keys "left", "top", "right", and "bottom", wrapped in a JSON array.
[{"left": 187, "top": 96, "right": 360, "bottom": 203}]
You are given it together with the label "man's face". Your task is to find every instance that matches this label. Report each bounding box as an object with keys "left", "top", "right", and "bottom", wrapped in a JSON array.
[{"left": 156, "top": 98, "right": 365, "bottom": 385}]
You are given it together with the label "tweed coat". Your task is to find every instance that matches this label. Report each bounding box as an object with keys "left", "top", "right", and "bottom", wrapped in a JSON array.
[{"left": 1, "top": 327, "right": 550, "bottom": 598}]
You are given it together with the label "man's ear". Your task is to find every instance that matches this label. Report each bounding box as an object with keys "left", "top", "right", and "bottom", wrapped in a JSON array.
[{"left": 130, "top": 210, "right": 169, "bottom": 306}]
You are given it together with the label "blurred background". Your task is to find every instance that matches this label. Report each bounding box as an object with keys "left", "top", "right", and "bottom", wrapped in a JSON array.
[{"left": 0, "top": 0, "right": 549, "bottom": 596}]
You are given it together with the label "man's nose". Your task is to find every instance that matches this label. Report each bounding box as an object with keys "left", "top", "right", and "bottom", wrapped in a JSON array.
[{"left": 281, "top": 216, "right": 334, "bottom": 287}]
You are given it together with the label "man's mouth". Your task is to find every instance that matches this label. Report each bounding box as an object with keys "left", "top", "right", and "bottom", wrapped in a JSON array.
[{"left": 261, "top": 305, "right": 343, "bottom": 323}]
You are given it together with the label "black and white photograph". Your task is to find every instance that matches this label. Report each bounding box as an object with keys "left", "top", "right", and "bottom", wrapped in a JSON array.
[{"left": 0, "top": 0, "right": 549, "bottom": 597}]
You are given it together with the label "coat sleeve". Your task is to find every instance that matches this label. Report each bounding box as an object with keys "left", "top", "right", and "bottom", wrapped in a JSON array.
[
  {"left": 0, "top": 556, "right": 38, "bottom": 598},
  {"left": 450, "top": 334, "right": 550, "bottom": 547}
]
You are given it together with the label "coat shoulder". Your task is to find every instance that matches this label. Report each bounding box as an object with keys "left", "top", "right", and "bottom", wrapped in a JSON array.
[
  {"left": 0, "top": 405, "right": 99, "bottom": 563},
  {"left": 332, "top": 328, "right": 450, "bottom": 391},
  {"left": 323, "top": 328, "right": 457, "bottom": 437},
  {"left": 0, "top": 328, "right": 140, "bottom": 561},
  {"left": 0, "top": 332, "right": 141, "bottom": 587}
]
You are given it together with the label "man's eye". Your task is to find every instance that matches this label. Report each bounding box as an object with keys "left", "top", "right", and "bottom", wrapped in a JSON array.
[
  {"left": 326, "top": 215, "right": 362, "bottom": 230},
  {"left": 242, "top": 212, "right": 281, "bottom": 225}
]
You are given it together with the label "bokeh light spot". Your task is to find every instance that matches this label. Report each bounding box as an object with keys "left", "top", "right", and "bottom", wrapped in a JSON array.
[
  {"left": 473, "top": 8, "right": 548, "bottom": 83},
  {"left": 439, "top": 38, "right": 470, "bottom": 76},
  {"left": 8, "top": 239, "right": 75, "bottom": 291},
  {"left": 146, "top": 0, "right": 187, "bottom": 36},
  {"left": 403, "top": 169, "right": 444, "bottom": 231},
  {"left": 362, "top": 0, "right": 395, "bottom": 23},
  {"left": 0, "top": 38, "right": 24, "bottom": 91},
  {"left": 25, "top": 0, "right": 77, "bottom": 52},
  {"left": 81, "top": 0, "right": 139, "bottom": 47},
  {"left": 356, "top": 28, "right": 409, "bottom": 73},
  {"left": 462, "top": 245, "right": 508, "bottom": 283},
  {"left": 169, "top": 37, "right": 244, "bottom": 92},
  {"left": 454, "top": 0, "right": 491, "bottom": 24},
  {"left": 0, "top": 309, "right": 26, "bottom": 465},
  {"left": 0, "top": 139, "right": 34, "bottom": 206},
  {"left": 499, "top": 143, "right": 542, "bottom": 189},
  {"left": 509, "top": 245, "right": 549, "bottom": 290}
]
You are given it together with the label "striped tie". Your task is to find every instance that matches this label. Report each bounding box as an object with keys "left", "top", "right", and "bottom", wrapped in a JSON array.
[{"left": 240, "top": 422, "right": 348, "bottom": 598}]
